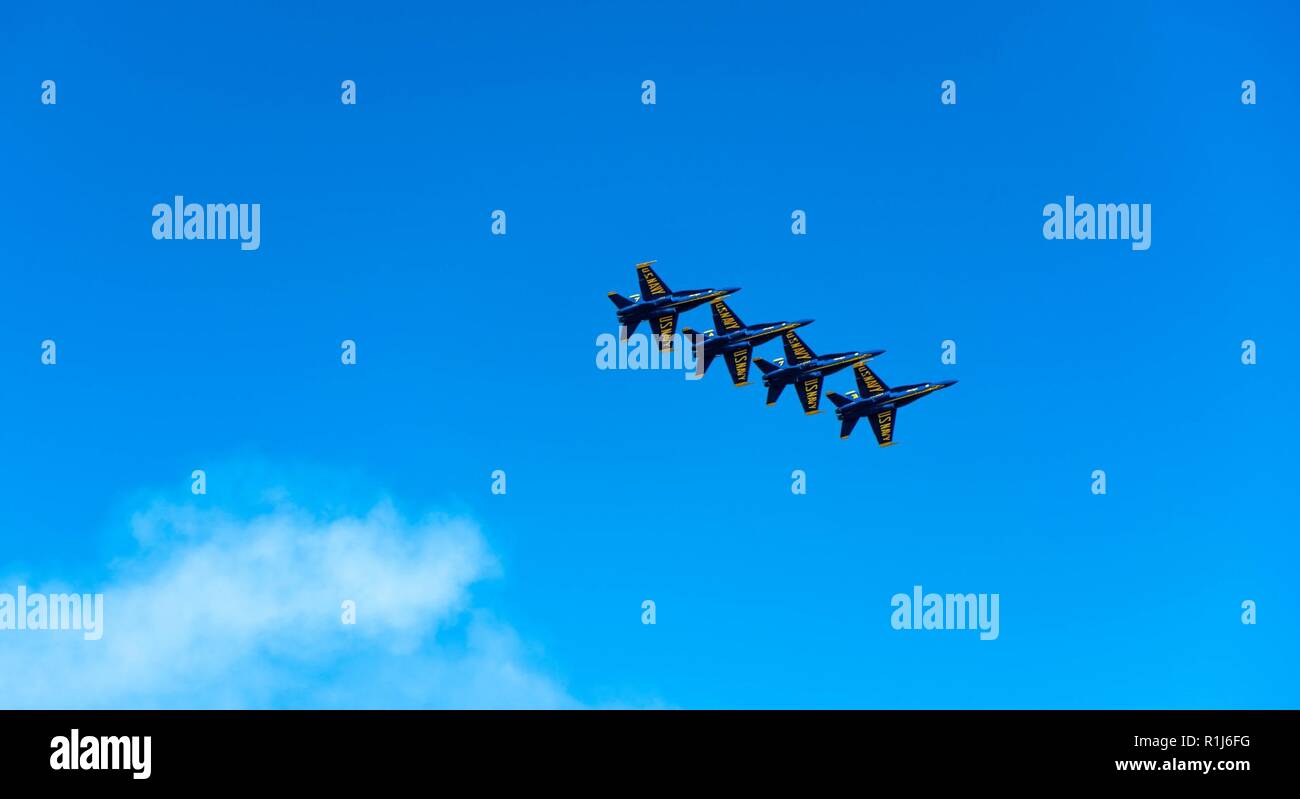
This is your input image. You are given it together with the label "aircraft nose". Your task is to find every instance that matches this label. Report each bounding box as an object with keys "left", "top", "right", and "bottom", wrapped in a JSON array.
[
  {"left": 720, "top": 287, "right": 742, "bottom": 295},
  {"left": 796, "top": 318, "right": 815, "bottom": 327},
  {"left": 867, "top": 349, "right": 885, "bottom": 357},
  {"left": 940, "top": 379, "right": 958, "bottom": 388}
]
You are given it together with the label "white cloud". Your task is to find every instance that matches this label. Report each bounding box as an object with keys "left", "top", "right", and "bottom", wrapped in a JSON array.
[{"left": 0, "top": 500, "right": 579, "bottom": 709}]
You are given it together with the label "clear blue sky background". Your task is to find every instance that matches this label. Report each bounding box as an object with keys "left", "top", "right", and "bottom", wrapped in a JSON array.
[{"left": 0, "top": 1, "right": 1296, "bottom": 708}]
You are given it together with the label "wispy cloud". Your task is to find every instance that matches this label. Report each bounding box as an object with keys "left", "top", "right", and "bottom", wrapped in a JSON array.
[{"left": 0, "top": 495, "right": 579, "bottom": 708}]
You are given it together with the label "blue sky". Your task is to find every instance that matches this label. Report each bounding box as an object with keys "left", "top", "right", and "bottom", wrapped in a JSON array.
[{"left": 0, "top": 1, "right": 1296, "bottom": 708}]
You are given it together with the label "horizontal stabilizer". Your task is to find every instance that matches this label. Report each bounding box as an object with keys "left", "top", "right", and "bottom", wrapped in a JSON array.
[{"left": 826, "top": 391, "right": 852, "bottom": 409}]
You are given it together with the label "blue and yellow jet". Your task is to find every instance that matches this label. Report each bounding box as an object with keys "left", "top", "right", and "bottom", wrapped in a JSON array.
[
  {"left": 754, "top": 329, "right": 885, "bottom": 415},
  {"left": 682, "top": 299, "right": 813, "bottom": 387},
  {"left": 826, "top": 361, "right": 956, "bottom": 446},
  {"left": 607, "top": 261, "right": 739, "bottom": 351}
]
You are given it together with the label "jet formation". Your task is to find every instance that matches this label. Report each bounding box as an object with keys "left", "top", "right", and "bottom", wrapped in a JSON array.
[
  {"left": 606, "top": 262, "right": 738, "bottom": 352},
  {"left": 607, "top": 261, "right": 956, "bottom": 447}
]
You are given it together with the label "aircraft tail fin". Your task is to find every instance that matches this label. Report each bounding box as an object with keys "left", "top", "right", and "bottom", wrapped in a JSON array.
[
  {"left": 607, "top": 292, "right": 635, "bottom": 310},
  {"left": 826, "top": 391, "right": 853, "bottom": 408},
  {"left": 754, "top": 357, "right": 779, "bottom": 374},
  {"left": 839, "top": 416, "right": 860, "bottom": 439}
]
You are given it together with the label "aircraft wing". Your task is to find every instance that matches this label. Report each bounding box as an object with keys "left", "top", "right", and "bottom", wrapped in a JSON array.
[
  {"left": 852, "top": 360, "right": 889, "bottom": 398},
  {"left": 636, "top": 261, "right": 671, "bottom": 298},
  {"left": 651, "top": 310, "right": 678, "bottom": 350},
  {"left": 867, "top": 406, "right": 897, "bottom": 447},
  {"left": 796, "top": 376, "right": 822, "bottom": 414},
  {"left": 782, "top": 329, "right": 816, "bottom": 363},
  {"left": 725, "top": 346, "right": 752, "bottom": 386},
  {"left": 711, "top": 299, "right": 746, "bottom": 333}
]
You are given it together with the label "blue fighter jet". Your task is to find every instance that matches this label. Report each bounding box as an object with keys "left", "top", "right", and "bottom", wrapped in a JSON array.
[
  {"left": 681, "top": 299, "right": 813, "bottom": 387},
  {"left": 607, "top": 261, "right": 739, "bottom": 351},
  {"left": 826, "top": 361, "right": 957, "bottom": 446},
  {"left": 754, "top": 328, "right": 885, "bottom": 415}
]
